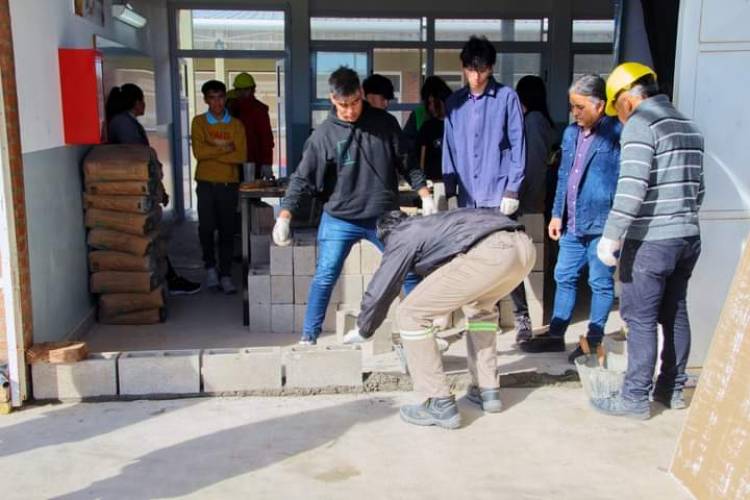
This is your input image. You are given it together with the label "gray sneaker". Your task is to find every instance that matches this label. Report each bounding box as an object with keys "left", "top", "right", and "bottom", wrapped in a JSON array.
[
  {"left": 466, "top": 385, "right": 503, "bottom": 413},
  {"left": 220, "top": 276, "right": 237, "bottom": 295},
  {"left": 205, "top": 267, "right": 219, "bottom": 289},
  {"left": 590, "top": 395, "right": 650, "bottom": 420},
  {"left": 514, "top": 316, "right": 532, "bottom": 344},
  {"left": 399, "top": 396, "right": 461, "bottom": 429},
  {"left": 653, "top": 390, "right": 687, "bottom": 410}
]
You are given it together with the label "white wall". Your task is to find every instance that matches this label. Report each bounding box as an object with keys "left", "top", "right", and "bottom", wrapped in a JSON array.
[
  {"left": 9, "top": 0, "right": 156, "bottom": 154},
  {"left": 674, "top": 0, "right": 750, "bottom": 365}
]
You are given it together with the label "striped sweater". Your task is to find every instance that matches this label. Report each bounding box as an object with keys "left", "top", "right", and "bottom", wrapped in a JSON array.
[{"left": 602, "top": 95, "right": 705, "bottom": 241}]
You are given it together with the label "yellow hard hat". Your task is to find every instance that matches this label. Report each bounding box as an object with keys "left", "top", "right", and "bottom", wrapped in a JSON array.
[
  {"left": 233, "top": 72, "right": 255, "bottom": 89},
  {"left": 605, "top": 62, "right": 657, "bottom": 116}
]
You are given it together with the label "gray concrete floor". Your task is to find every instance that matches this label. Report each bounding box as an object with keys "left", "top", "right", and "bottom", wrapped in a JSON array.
[{"left": 0, "top": 388, "right": 691, "bottom": 499}]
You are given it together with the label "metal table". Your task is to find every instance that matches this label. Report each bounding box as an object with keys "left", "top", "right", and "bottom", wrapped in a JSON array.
[{"left": 239, "top": 185, "right": 286, "bottom": 325}]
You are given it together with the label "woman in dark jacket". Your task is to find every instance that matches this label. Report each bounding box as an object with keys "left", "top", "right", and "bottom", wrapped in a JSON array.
[{"left": 105, "top": 84, "right": 200, "bottom": 295}]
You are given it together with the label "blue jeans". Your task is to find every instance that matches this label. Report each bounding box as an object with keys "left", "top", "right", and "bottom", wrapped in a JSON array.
[
  {"left": 619, "top": 237, "right": 701, "bottom": 403},
  {"left": 549, "top": 232, "right": 615, "bottom": 342},
  {"left": 302, "top": 212, "right": 420, "bottom": 340}
]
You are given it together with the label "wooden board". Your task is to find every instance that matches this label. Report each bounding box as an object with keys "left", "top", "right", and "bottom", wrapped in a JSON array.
[
  {"left": 671, "top": 236, "right": 750, "bottom": 498},
  {"left": 26, "top": 341, "right": 88, "bottom": 364}
]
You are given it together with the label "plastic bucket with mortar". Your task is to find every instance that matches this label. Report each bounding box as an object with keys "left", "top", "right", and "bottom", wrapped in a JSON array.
[{"left": 574, "top": 351, "right": 627, "bottom": 399}]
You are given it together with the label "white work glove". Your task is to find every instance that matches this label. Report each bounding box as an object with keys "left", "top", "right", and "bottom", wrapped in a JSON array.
[
  {"left": 260, "top": 164, "right": 274, "bottom": 179},
  {"left": 343, "top": 328, "right": 368, "bottom": 345},
  {"left": 421, "top": 196, "right": 438, "bottom": 216},
  {"left": 500, "top": 197, "right": 520, "bottom": 216},
  {"left": 597, "top": 237, "right": 621, "bottom": 267},
  {"left": 272, "top": 217, "right": 292, "bottom": 247}
]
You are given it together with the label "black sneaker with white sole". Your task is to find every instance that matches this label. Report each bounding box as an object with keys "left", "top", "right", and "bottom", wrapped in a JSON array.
[{"left": 168, "top": 276, "right": 201, "bottom": 296}]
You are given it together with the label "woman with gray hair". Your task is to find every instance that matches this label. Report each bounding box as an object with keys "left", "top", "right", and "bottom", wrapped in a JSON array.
[{"left": 520, "top": 74, "right": 623, "bottom": 363}]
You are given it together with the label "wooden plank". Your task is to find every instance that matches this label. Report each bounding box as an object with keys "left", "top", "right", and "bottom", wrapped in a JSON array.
[
  {"left": 671, "top": 235, "right": 750, "bottom": 498},
  {"left": 26, "top": 341, "right": 88, "bottom": 364}
]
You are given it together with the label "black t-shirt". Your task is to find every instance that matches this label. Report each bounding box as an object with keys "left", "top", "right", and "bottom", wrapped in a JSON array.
[{"left": 416, "top": 117, "right": 444, "bottom": 182}]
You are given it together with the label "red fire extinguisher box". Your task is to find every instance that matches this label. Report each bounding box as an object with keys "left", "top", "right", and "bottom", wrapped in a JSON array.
[{"left": 59, "top": 48, "right": 104, "bottom": 145}]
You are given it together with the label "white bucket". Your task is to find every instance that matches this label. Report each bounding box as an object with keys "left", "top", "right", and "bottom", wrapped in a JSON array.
[{"left": 574, "top": 352, "right": 627, "bottom": 399}]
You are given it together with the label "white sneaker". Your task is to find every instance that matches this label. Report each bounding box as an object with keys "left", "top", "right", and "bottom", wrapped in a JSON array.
[
  {"left": 220, "top": 276, "right": 237, "bottom": 295},
  {"left": 205, "top": 267, "right": 219, "bottom": 289}
]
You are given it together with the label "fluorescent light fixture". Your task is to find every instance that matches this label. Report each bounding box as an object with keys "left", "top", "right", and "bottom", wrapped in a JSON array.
[{"left": 112, "top": 3, "right": 147, "bottom": 29}]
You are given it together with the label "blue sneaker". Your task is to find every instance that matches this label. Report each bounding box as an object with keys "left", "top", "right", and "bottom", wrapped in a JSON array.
[
  {"left": 399, "top": 396, "right": 461, "bottom": 429},
  {"left": 652, "top": 390, "right": 687, "bottom": 410},
  {"left": 590, "top": 395, "right": 650, "bottom": 420}
]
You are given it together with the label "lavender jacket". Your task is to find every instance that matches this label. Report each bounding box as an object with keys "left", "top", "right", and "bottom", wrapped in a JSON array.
[{"left": 442, "top": 78, "right": 526, "bottom": 208}]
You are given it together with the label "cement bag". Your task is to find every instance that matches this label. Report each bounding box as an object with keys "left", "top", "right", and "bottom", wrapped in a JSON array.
[
  {"left": 98, "top": 287, "right": 165, "bottom": 317},
  {"left": 90, "top": 271, "right": 161, "bottom": 294},
  {"left": 83, "top": 194, "right": 155, "bottom": 214},
  {"left": 88, "top": 229, "right": 158, "bottom": 256},
  {"left": 83, "top": 145, "right": 162, "bottom": 182},
  {"left": 85, "top": 207, "right": 162, "bottom": 235},
  {"left": 89, "top": 251, "right": 156, "bottom": 272},
  {"left": 85, "top": 180, "right": 157, "bottom": 196},
  {"left": 98, "top": 307, "right": 166, "bottom": 325}
]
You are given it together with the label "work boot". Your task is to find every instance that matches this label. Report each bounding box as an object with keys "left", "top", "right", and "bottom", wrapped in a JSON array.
[
  {"left": 519, "top": 333, "right": 565, "bottom": 353},
  {"left": 652, "top": 389, "right": 687, "bottom": 410},
  {"left": 590, "top": 395, "right": 650, "bottom": 420},
  {"left": 399, "top": 396, "right": 461, "bottom": 429},
  {"left": 466, "top": 385, "right": 503, "bottom": 413},
  {"left": 205, "top": 267, "right": 220, "bottom": 289},
  {"left": 168, "top": 275, "right": 201, "bottom": 296},
  {"left": 220, "top": 276, "right": 237, "bottom": 295},
  {"left": 514, "top": 316, "right": 532, "bottom": 344}
]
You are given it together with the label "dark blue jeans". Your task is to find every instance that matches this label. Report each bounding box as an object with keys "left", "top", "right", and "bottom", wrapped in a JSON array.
[
  {"left": 549, "top": 232, "right": 615, "bottom": 342},
  {"left": 619, "top": 236, "right": 701, "bottom": 402},
  {"left": 302, "top": 212, "right": 420, "bottom": 340}
]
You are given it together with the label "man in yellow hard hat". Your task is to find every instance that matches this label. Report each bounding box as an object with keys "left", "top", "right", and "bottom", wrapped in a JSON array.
[
  {"left": 591, "top": 62, "right": 705, "bottom": 420},
  {"left": 227, "top": 72, "right": 275, "bottom": 180}
]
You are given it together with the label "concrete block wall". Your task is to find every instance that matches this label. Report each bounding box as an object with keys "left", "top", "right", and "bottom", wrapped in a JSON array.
[{"left": 32, "top": 353, "right": 118, "bottom": 399}]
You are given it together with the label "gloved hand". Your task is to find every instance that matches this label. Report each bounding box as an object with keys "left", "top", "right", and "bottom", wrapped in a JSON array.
[
  {"left": 500, "top": 197, "right": 520, "bottom": 216},
  {"left": 260, "top": 164, "right": 274, "bottom": 179},
  {"left": 421, "top": 196, "right": 438, "bottom": 216},
  {"left": 343, "top": 328, "right": 368, "bottom": 345},
  {"left": 272, "top": 217, "right": 292, "bottom": 247},
  {"left": 597, "top": 237, "right": 621, "bottom": 267}
]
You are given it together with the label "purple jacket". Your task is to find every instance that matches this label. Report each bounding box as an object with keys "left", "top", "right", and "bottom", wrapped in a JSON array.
[{"left": 442, "top": 78, "right": 526, "bottom": 208}]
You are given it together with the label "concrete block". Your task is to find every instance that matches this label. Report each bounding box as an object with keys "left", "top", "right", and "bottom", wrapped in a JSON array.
[
  {"left": 270, "top": 244, "right": 293, "bottom": 275},
  {"left": 249, "top": 304, "right": 271, "bottom": 333},
  {"left": 250, "top": 234, "right": 271, "bottom": 267},
  {"left": 363, "top": 319, "right": 393, "bottom": 356},
  {"left": 360, "top": 240, "right": 382, "bottom": 275},
  {"left": 118, "top": 350, "right": 200, "bottom": 395},
  {"left": 248, "top": 266, "right": 270, "bottom": 305},
  {"left": 271, "top": 275, "right": 294, "bottom": 304},
  {"left": 294, "top": 228, "right": 318, "bottom": 245},
  {"left": 433, "top": 181, "right": 448, "bottom": 212},
  {"left": 362, "top": 274, "right": 373, "bottom": 292},
  {"left": 519, "top": 213, "right": 545, "bottom": 242},
  {"left": 32, "top": 353, "right": 118, "bottom": 400},
  {"left": 386, "top": 297, "right": 400, "bottom": 331},
  {"left": 294, "top": 275, "right": 312, "bottom": 304},
  {"left": 293, "top": 244, "right": 316, "bottom": 276},
  {"left": 322, "top": 304, "right": 337, "bottom": 333},
  {"left": 342, "top": 242, "right": 361, "bottom": 275},
  {"left": 329, "top": 281, "right": 343, "bottom": 305},
  {"left": 201, "top": 347, "right": 282, "bottom": 392},
  {"left": 298, "top": 304, "right": 337, "bottom": 334},
  {"left": 294, "top": 305, "right": 307, "bottom": 333},
  {"left": 271, "top": 304, "right": 295, "bottom": 333},
  {"left": 533, "top": 243, "right": 544, "bottom": 272},
  {"left": 285, "top": 345, "right": 363, "bottom": 388},
  {"left": 525, "top": 271, "right": 544, "bottom": 302},
  {"left": 250, "top": 202, "right": 275, "bottom": 235},
  {"left": 339, "top": 274, "right": 364, "bottom": 305}
]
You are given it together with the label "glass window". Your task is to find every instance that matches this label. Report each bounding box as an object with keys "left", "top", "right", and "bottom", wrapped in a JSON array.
[
  {"left": 373, "top": 49, "right": 425, "bottom": 104},
  {"left": 435, "top": 18, "right": 547, "bottom": 42},
  {"left": 312, "top": 109, "right": 329, "bottom": 129},
  {"left": 313, "top": 52, "right": 368, "bottom": 99},
  {"left": 177, "top": 10, "right": 285, "bottom": 51},
  {"left": 572, "top": 53, "right": 614, "bottom": 82},
  {"left": 311, "top": 17, "right": 423, "bottom": 41},
  {"left": 572, "top": 20, "right": 615, "bottom": 43},
  {"left": 435, "top": 49, "right": 541, "bottom": 88}
]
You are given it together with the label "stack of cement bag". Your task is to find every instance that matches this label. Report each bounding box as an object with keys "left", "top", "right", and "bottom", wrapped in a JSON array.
[{"left": 83, "top": 145, "right": 167, "bottom": 324}]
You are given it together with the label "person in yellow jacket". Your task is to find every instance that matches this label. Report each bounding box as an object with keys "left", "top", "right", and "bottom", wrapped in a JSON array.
[{"left": 191, "top": 79, "right": 247, "bottom": 294}]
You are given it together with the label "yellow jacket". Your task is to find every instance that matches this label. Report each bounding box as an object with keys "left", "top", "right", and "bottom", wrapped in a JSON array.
[{"left": 191, "top": 112, "right": 247, "bottom": 182}]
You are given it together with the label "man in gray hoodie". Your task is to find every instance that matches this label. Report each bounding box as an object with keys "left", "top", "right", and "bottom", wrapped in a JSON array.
[{"left": 344, "top": 209, "right": 535, "bottom": 429}]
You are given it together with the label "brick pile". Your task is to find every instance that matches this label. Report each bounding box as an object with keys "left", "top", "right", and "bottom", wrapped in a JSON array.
[{"left": 82, "top": 145, "right": 167, "bottom": 324}]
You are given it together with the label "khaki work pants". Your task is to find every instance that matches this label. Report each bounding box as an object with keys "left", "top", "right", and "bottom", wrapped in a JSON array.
[{"left": 399, "top": 230, "right": 535, "bottom": 398}]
